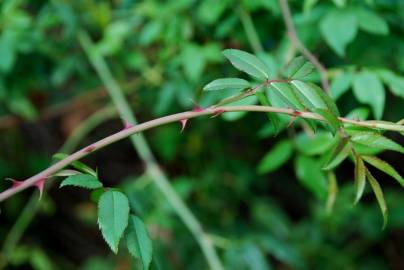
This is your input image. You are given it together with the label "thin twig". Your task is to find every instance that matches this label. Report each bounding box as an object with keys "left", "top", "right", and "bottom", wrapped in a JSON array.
[
  {"left": 279, "top": 0, "right": 330, "bottom": 93},
  {"left": 1, "top": 104, "right": 403, "bottom": 202}
]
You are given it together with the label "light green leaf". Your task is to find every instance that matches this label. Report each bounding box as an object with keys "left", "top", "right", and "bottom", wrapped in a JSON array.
[
  {"left": 354, "top": 155, "right": 366, "bottom": 204},
  {"left": 60, "top": 174, "right": 103, "bottom": 189},
  {"left": 314, "top": 108, "right": 341, "bottom": 135},
  {"left": 126, "top": 215, "right": 153, "bottom": 270},
  {"left": 362, "top": 155, "right": 404, "bottom": 187},
  {"left": 291, "top": 80, "right": 340, "bottom": 116},
  {"left": 223, "top": 49, "right": 270, "bottom": 80},
  {"left": 344, "top": 107, "right": 370, "bottom": 121},
  {"left": 182, "top": 43, "right": 206, "bottom": 82},
  {"left": 294, "top": 131, "right": 334, "bottom": 156},
  {"left": 366, "top": 170, "right": 388, "bottom": 229},
  {"left": 326, "top": 172, "right": 338, "bottom": 215},
  {"left": 98, "top": 190, "right": 130, "bottom": 253},
  {"left": 320, "top": 9, "right": 358, "bottom": 56},
  {"left": 355, "top": 8, "right": 389, "bottom": 35},
  {"left": 53, "top": 153, "right": 97, "bottom": 177},
  {"left": 353, "top": 70, "right": 385, "bottom": 119},
  {"left": 257, "top": 140, "right": 293, "bottom": 174},
  {"left": 322, "top": 135, "right": 351, "bottom": 170},
  {"left": 285, "top": 56, "right": 314, "bottom": 79},
  {"left": 295, "top": 155, "right": 328, "bottom": 200},
  {"left": 377, "top": 69, "right": 404, "bottom": 98},
  {"left": 270, "top": 82, "right": 305, "bottom": 110},
  {"left": 330, "top": 72, "right": 353, "bottom": 100},
  {"left": 203, "top": 78, "right": 250, "bottom": 91},
  {"left": 256, "top": 91, "right": 280, "bottom": 135},
  {"left": 349, "top": 132, "right": 404, "bottom": 154}
]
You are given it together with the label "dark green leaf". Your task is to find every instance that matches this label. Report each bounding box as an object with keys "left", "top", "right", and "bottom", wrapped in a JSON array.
[
  {"left": 353, "top": 70, "right": 385, "bottom": 119},
  {"left": 98, "top": 190, "right": 130, "bottom": 253},
  {"left": 126, "top": 215, "right": 153, "bottom": 270},
  {"left": 349, "top": 132, "right": 404, "bottom": 154},
  {"left": 291, "top": 80, "right": 340, "bottom": 116},
  {"left": 366, "top": 170, "right": 388, "bottom": 229},
  {"left": 362, "top": 155, "right": 404, "bottom": 187},
  {"left": 322, "top": 135, "right": 351, "bottom": 170},
  {"left": 285, "top": 56, "right": 314, "bottom": 79},
  {"left": 257, "top": 140, "right": 293, "bottom": 174},
  {"left": 203, "top": 78, "right": 250, "bottom": 91},
  {"left": 60, "top": 173, "right": 103, "bottom": 189},
  {"left": 320, "top": 9, "right": 358, "bottom": 56},
  {"left": 354, "top": 155, "right": 366, "bottom": 204},
  {"left": 223, "top": 49, "right": 270, "bottom": 80},
  {"left": 256, "top": 91, "right": 280, "bottom": 135}
]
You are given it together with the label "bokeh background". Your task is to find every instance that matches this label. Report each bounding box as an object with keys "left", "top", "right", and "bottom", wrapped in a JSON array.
[{"left": 1, "top": 0, "right": 404, "bottom": 269}]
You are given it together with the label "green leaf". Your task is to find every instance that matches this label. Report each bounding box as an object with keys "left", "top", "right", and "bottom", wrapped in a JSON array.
[
  {"left": 203, "top": 78, "right": 250, "bottom": 91},
  {"left": 354, "top": 155, "right": 366, "bottom": 204},
  {"left": 355, "top": 8, "right": 389, "bottom": 35},
  {"left": 223, "top": 49, "right": 270, "bottom": 80},
  {"left": 295, "top": 131, "right": 334, "bottom": 156},
  {"left": 366, "top": 170, "right": 388, "bottom": 229},
  {"left": 353, "top": 70, "right": 385, "bottom": 119},
  {"left": 322, "top": 135, "right": 351, "bottom": 170},
  {"left": 330, "top": 72, "right": 353, "bottom": 100},
  {"left": 182, "top": 43, "right": 206, "bottom": 82},
  {"left": 291, "top": 80, "right": 340, "bottom": 116},
  {"left": 126, "top": 215, "right": 153, "bottom": 270},
  {"left": 314, "top": 108, "right": 341, "bottom": 135},
  {"left": 349, "top": 132, "right": 404, "bottom": 154},
  {"left": 295, "top": 155, "right": 327, "bottom": 200},
  {"left": 270, "top": 82, "right": 305, "bottom": 110},
  {"left": 98, "top": 190, "right": 130, "bottom": 253},
  {"left": 320, "top": 9, "right": 358, "bottom": 56},
  {"left": 284, "top": 56, "right": 314, "bottom": 79},
  {"left": 326, "top": 172, "right": 338, "bottom": 215},
  {"left": 256, "top": 91, "right": 280, "bottom": 135},
  {"left": 257, "top": 140, "right": 293, "bottom": 174},
  {"left": 362, "top": 155, "right": 404, "bottom": 187},
  {"left": 377, "top": 69, "right": 404, "bottom": 98},
  {"left": 53, "top": 153, "right": 97, "bottom": 177},
  {"left": 60, "top": 173, "right": 103, "bottom": 189}
]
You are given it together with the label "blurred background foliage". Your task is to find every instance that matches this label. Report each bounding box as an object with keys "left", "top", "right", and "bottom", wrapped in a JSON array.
[{"left": 1, "top": 0, "right": 404, "bottom": 269}]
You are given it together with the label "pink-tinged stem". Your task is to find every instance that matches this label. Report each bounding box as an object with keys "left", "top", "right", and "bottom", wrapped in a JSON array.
[{"left": 1, "top": 105, "right": 403, "bottom": 202}]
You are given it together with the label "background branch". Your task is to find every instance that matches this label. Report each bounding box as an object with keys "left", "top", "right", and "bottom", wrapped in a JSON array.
[
  {"left": 78, "top": 31, "right": 224, "bottom": 270},
  {"left": 279, "top": 0, "right": 330, "bottom": 93}
]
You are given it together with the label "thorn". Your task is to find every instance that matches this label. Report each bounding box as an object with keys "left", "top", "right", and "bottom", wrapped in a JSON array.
[
  {"left": 210, "top": 109, "right": 225, "bottom": 118},
  {"left": 190, "top": 99, "right": 204, "bottom": 112},
  {"left": 287, "top": 115, "right": 296, "bottom": 128},
  {"left": 6, "top": 178, "right": 24, "bottom": 188},
  {"left": 193, "top": 106, "right": 204, "bottom": 112},
  {"left": 180, "top": 119, "right": 188, "bottom": 132},
  {"left": 124, "top": 120, "right": 133, "bottom": 129},
  {"left": 34, "top": 178, "right": 46, "bottom": 200},
  {"left": 84, "top": 145, "right": 96, "bottom": 153},
  {"left": 293, "top": 110, "right": 302, "bottom": 116}
]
